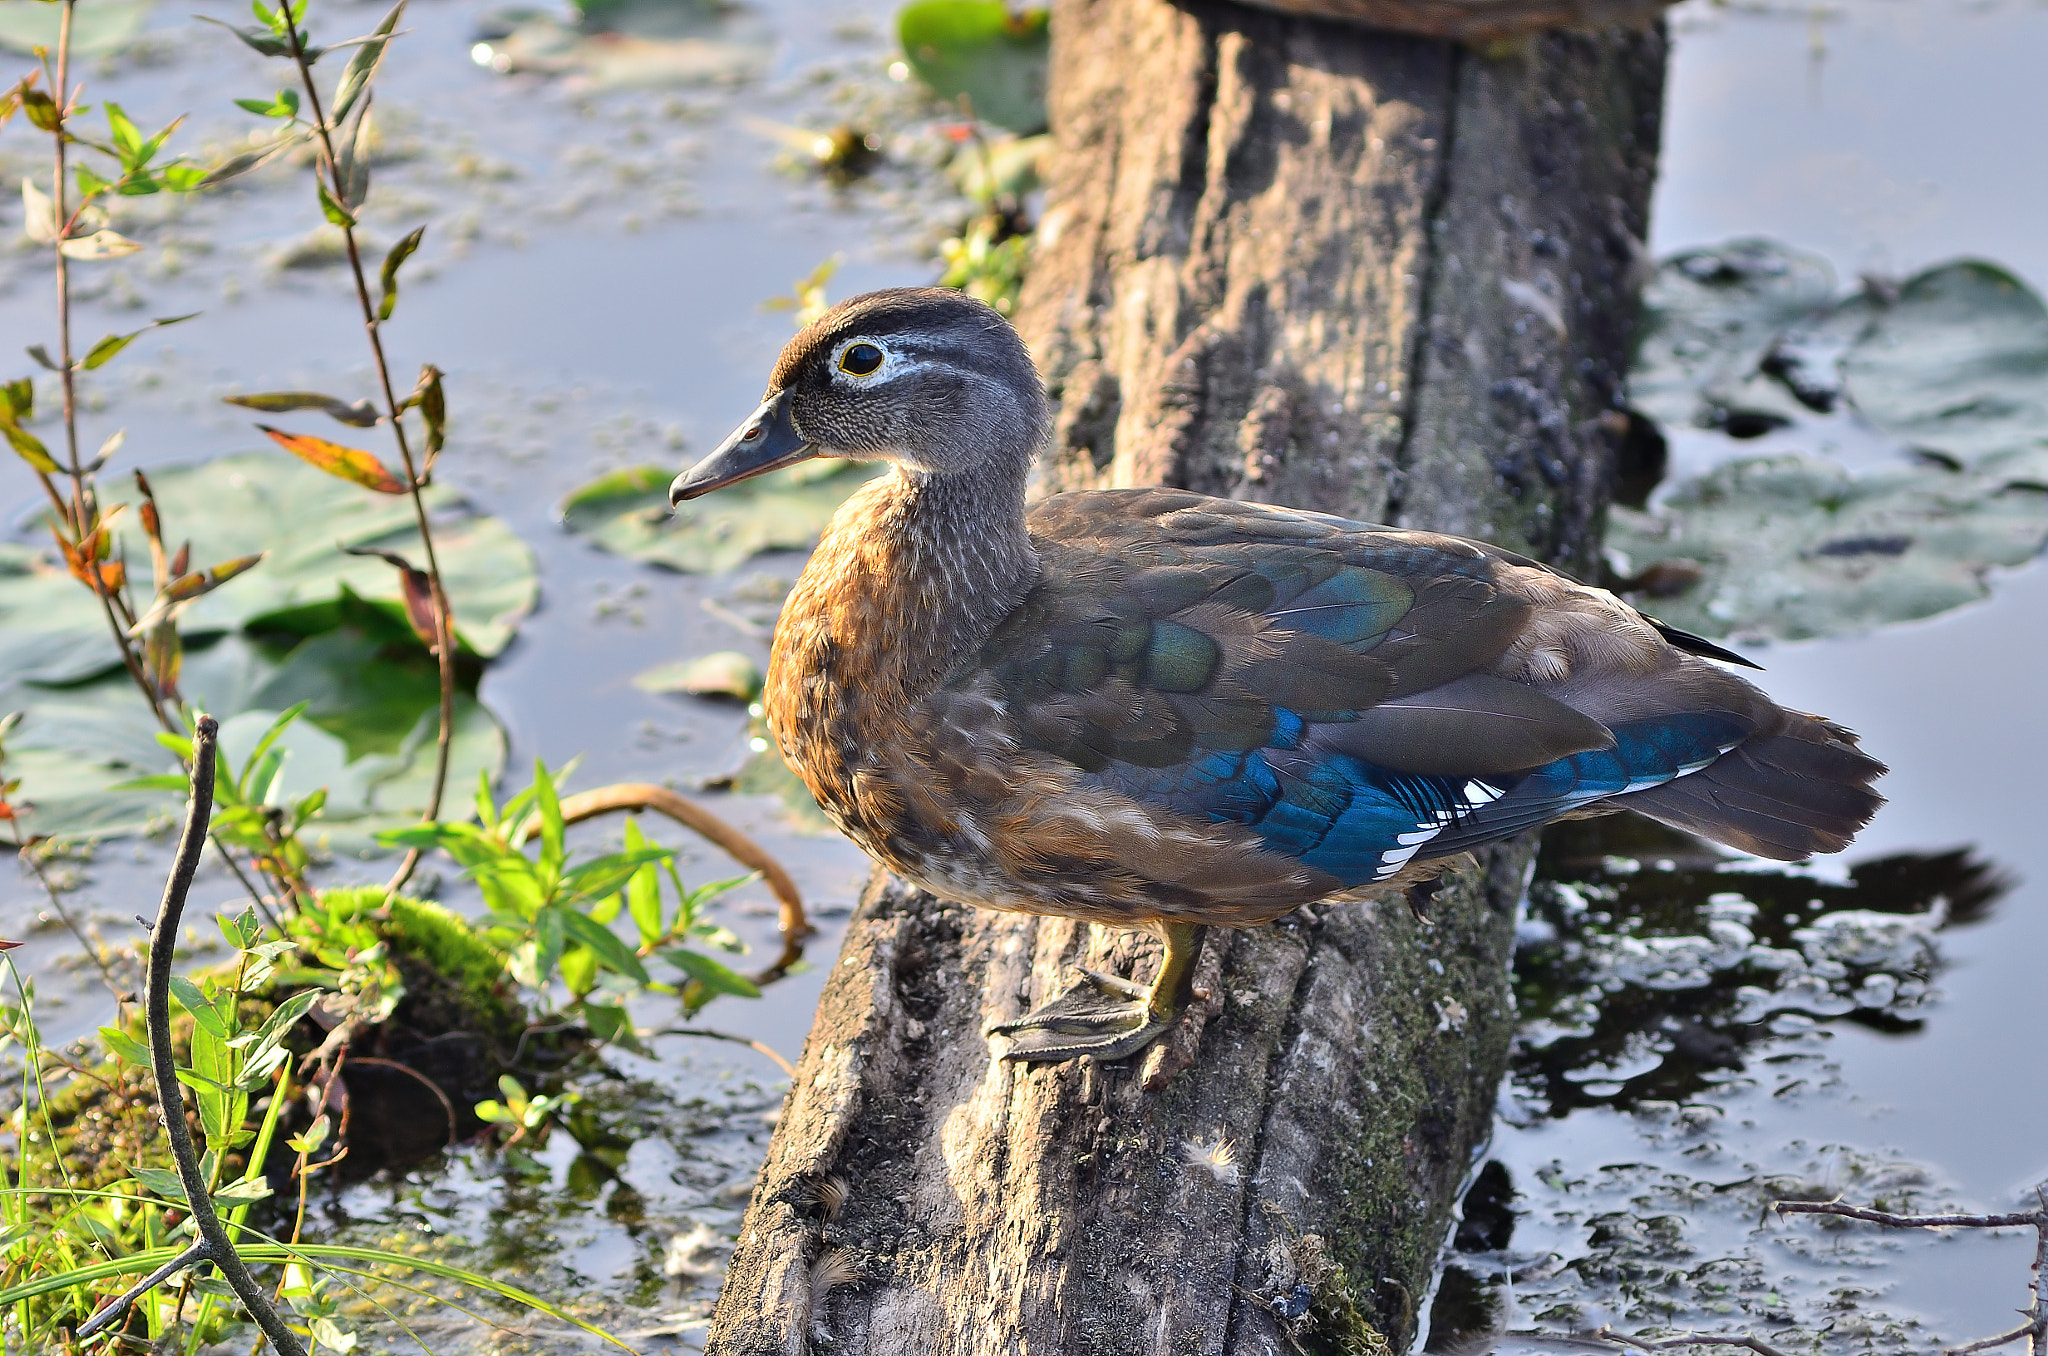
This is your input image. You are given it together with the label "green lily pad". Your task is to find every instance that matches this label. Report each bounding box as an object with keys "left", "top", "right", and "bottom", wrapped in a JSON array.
[
  {"left": 0, "top": 451, "right": 536, "bottom": 691},
  {"left": 1841, "top": 261, "right": 2048, "bottom": 464},
  {"left": 4, "top": 625, "right": 505, "bottom": 850},
  {"left": 472, "top": 0, "right": 771, "bottom": 87},
  {"left": 897, "top": 0, "right": 1049, "bottom": 135},
  {"left": 1630, "top": 238, "right": 1839, "bottom": 433},
  {"left": 1619, "top": 243, "right": 2048, "bottom": 640},
  {"left": 1608, "top": 448, "right": 2048, "bottom": 642},
  {"left": 560, "top": 459, "right": 882, "bottom": 573},
  {"left": 0, "top": 0, "right": 153, "bottom": 56},
  {"left": 633, "top": 651, "right": 763, "bottom": 701}
]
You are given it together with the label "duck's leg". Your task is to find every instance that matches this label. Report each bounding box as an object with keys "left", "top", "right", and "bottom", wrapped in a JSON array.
[{"left": 992, "top": 921, "right": 1203, "bottom": 1063}]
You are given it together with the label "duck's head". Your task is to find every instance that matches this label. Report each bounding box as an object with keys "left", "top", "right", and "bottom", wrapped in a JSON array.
[{"left": 670, "top": 286, "right": 1049, "bottom": 505}]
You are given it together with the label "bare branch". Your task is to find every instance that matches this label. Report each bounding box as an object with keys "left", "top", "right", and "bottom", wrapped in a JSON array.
[
  {"left": 1944, "top": 1320, "right": 2036, "bottom": 1356},
  {"left": 133, "top": 715, "right": 309, "bottom": 1356},
  {"left": 1772, "top": 1200, "right": 2044, "bottom": 1231},
  {"left": 1773, "top": 1192, "right": 2048, "bottom": 1356},
  {"left": 1596, "top": 1325, "right": 1794, "bottom": 1356},
  {"left": 74, "top": 1242, "right": 206, "bottom": 1338}
]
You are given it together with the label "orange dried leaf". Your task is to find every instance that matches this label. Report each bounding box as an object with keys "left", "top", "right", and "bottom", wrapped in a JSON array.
[{"left": 258, "top": 425, "right": 408, "bottom": 494}]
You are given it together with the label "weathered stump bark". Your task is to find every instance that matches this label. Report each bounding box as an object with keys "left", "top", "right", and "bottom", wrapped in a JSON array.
[{"left": 707, "top": 9, "right": 1664, "bottom": 1354}]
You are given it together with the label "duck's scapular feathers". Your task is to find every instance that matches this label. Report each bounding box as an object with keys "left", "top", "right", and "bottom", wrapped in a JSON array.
[{"left": 676, "top": 287, "right": 1886, "bottom": 1054}]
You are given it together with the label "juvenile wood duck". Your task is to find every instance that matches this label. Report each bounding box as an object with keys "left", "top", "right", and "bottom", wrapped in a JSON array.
[{"left": 672, "top": 288, "right": 1886, "bottom": 1064}]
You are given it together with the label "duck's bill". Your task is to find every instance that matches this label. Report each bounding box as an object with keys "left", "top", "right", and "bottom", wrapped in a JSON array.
[{"left": 670, "top": 390, "right": 816, "bottom": 504}]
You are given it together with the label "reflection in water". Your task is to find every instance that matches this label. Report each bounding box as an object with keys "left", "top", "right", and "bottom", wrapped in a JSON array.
[
  {"left": 1422, "top": 814, "right": 2016, "bottom": 1355},
  {"left": 1513, "top": 815, "right": 2006, "bottom": 1116}
]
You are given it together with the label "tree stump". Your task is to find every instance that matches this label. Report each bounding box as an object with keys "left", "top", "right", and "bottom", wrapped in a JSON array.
[{"left": 705, "top": 8, "right": 1665, "bottom": 1353}]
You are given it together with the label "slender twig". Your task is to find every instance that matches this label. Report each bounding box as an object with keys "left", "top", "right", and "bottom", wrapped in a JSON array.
[
  {"left": 1946, "top": 1322, "right": 2038, "bottom": 1356},
  {"left": 78, "top": 1241, "right": 209, "bottom": 1336},
  {"left": 74, "top": 716, "right": 309, "bottom": 1356},
  {"left": 1595, "top": 1327, "right": 1791, "bottom": 1356},
  {"left": 511, "top": 782, "right": 813, "bottom": 974},
  {"left": 13, "top": 839, "right": 125, "bottom": 1003},
  {"left": 273, "top": 11, "right": 458, "bottom": 891},
  {"left": 1773, "top": 1193, "right": 2048, "bottom": 1356},
  {"left": 651, "top": 1026, "right": 797, "bottom": 1078},
  {"left": 1774, "top": 1200, "right": 2041, "bottom": 1231}
]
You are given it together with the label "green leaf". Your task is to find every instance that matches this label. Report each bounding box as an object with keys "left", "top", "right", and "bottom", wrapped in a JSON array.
[
  {"left": 98, "top": 1025, "right": 152, "bottom": 1066},
  {"left": 334, "top": 92, "right": 374, "bottom": 212},
  {"left": 200, "top": 128, "right": 313, "bottom": 187},
  {"left": 377, "top": 225, "right": 425, "bottom": 322},
  {"left": 331, "top": 0, "right": 407, "bottom": 123},
  {"left": 533, "top": 758, "right": 565, "bottom": 886},
  {"left": 80, "top": 313, "right": 198, "bottom": 372},
  {"left": 558, "top": 943, "right": 598, "bottom": 997},
  {"left": 229, "top": 988, "right": 322, "bottom": 1064},
  {"left": 897, "top": 0, "right": 1049, "bottom": 134},
  {"left": 194, "top": 15, "right": 305, "bottom": 59},
  {"left": 169, "top": 976, "right": 232, "bottom": 1039},
  {"left": 662, "top": 947, "right": 760, "bottom": 1002},
  {"left": 128, "top": 1164, "right": 191, "bottom": 1202},
  {"left": 561, "top": 460, "right": 882, "bottom": 574},
  {"left": 224, "top": 391, "right": 382, "bottom": 427},
  {"left": 624, "top": 821, "right": 663, "bottom": 946},
  {"left": 233, "top": 88, "right": 301, "bottom": 119},
  {"left": 559, "top": 848, "right": 671, "bottom": 907},
  {"left": 317, "top": 181, "right": 357, "bottom": 229},
  {"left": 104, "top": 102, "right": 143, "bottom": 161},
  {"left": 236, "top": 700, "right": 310, "bottom": 799},
  {"left": 558, "top": 904, "right": 650, "bottom": 984},
  {"left": 1, "top": 418, "right": 58, "bottom": 475}
]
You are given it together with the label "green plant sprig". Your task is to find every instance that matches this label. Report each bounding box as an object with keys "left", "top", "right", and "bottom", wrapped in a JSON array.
[
  {"left": 2, "top": 7, "right": 316, "bottom": 926},
  {"left": 380, "top": 763, "right": 760, "bottom": 1059},
  {"left": 204, "top": 0, "right": 462, "bottom": 899}
]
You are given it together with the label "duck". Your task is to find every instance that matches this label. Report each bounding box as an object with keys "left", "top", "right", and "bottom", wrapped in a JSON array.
[{"left": 670, "top": 287, "right": 1886, "bottom": 1064}]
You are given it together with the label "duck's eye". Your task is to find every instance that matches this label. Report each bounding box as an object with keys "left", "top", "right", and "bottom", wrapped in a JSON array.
[{"left": 839, "top": 343, "right": 884, "bottom": 377}]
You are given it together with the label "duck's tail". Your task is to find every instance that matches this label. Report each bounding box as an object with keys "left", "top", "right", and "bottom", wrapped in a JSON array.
[{"left": 1612, "top": 709, "right": 1887, "bottom": 860}]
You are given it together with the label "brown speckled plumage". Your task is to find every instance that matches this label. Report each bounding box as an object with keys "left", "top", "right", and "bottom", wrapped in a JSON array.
[{"left": 674, "top": 288, "right": 1887, "bottom": 1059}]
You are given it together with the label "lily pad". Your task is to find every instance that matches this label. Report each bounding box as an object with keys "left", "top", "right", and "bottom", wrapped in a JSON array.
[
  {"left": 560, "top": 458, "right": 882, "bottom": 573},
  {"left": 472, "top": 0, "right": 771, "bottom": 88},
  {"left": 633, "top": 651, "right": 763, "bottom": 701},
  {"left": 1629, "top": 238, "right": 1839, "bottom": 434},
  {"left": 0, "top": 0, "right": 153, "bottom": 56},
  {"left": 1618, "top": 244, "right": 2048, "bottom": 640},
  {"left": 0, "top": 451, "right": 536, "bottom": 692},
  {"left": 1607, "top": 448, "right": 2048, "bottom": 642},
  {"left": 4, "top": 626, "right": 505, "bottom": 850},
  {"left": 1841, "top": 261, "right": 2048, "bottom": 464},
  {"left": 897, "top": 0, "right": 1049, "bottom": 135}
]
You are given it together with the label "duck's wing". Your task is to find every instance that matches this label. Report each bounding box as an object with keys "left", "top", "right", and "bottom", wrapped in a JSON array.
[{"left": 968, "top": 490, "right": 1878, "bottom": 885}]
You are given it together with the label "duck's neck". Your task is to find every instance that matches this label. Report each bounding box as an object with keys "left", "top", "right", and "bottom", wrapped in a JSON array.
[{"left": 775, "top": 458, "right": 1039, "bottom": 712}]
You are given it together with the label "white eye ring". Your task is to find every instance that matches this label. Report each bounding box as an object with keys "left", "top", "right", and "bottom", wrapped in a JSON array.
[{"left": 833, "top": 339, "right": 890, "bottom": 380}]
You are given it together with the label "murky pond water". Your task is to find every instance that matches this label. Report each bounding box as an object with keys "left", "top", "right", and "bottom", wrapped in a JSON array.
[{"left": 1, "top": 0, "right": 2045, "bottom": 1350}]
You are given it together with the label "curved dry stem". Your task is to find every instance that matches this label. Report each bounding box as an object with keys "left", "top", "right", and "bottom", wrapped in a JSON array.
[
  {"left": 520, "top": 782, "right": 812, "bottom": 978},
  {"left": 74, "top": 715, "right": 309, "bottom": 1356}
]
